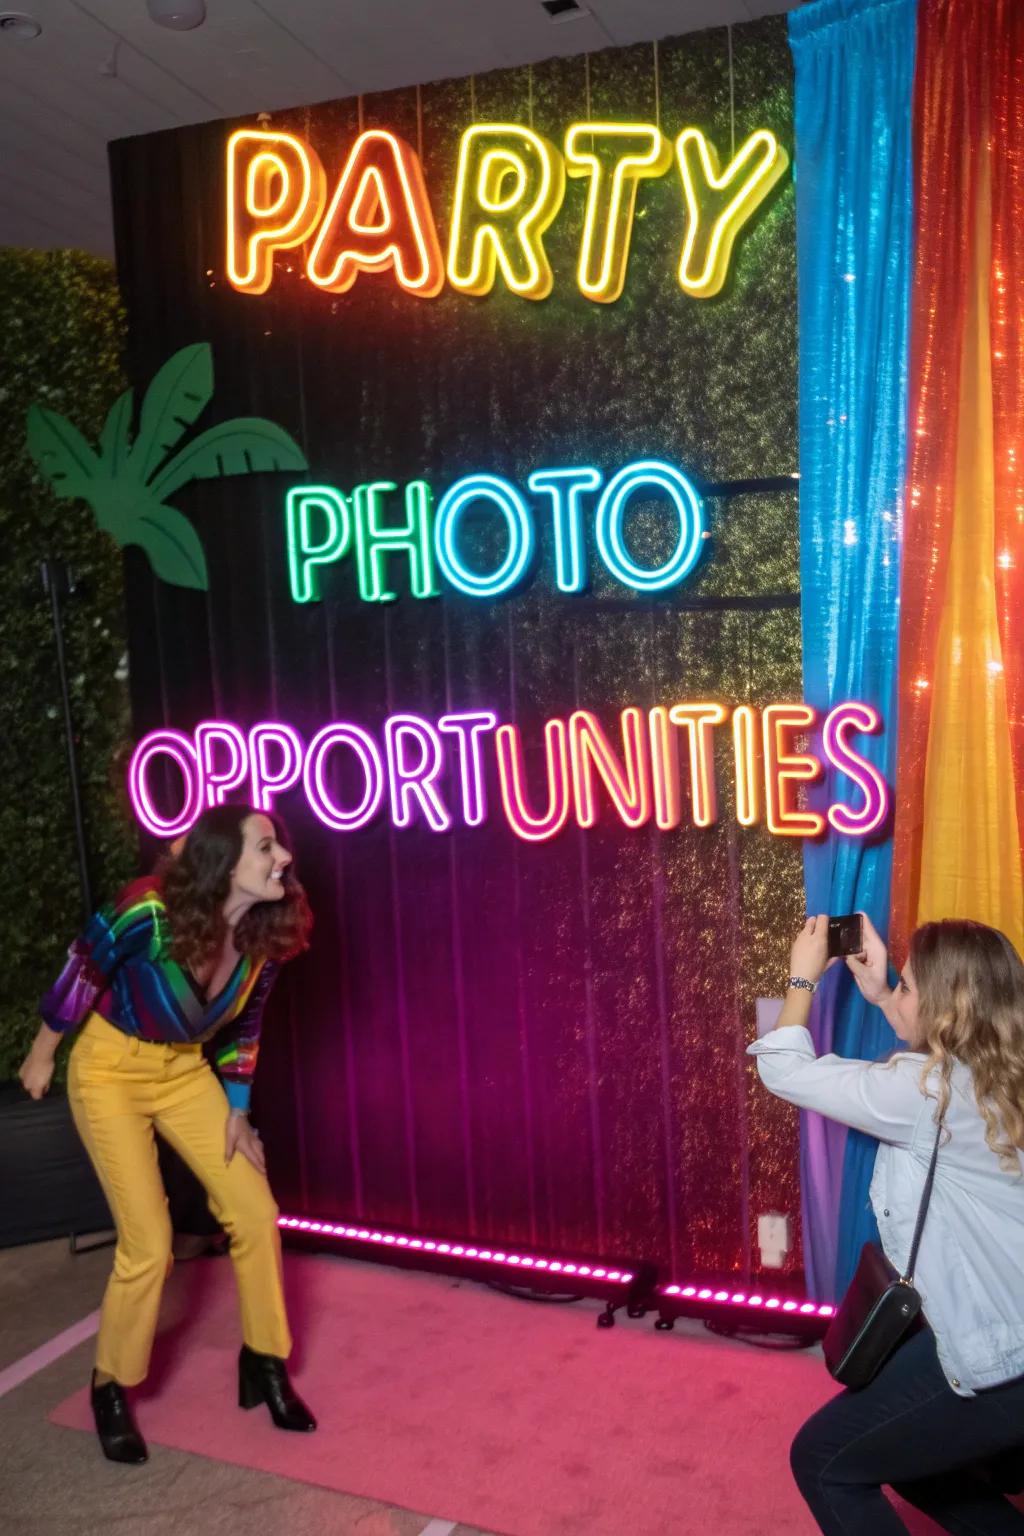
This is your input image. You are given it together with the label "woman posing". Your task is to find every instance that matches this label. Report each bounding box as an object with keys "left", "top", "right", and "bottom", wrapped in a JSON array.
[
  {"left": 19, "top": 804, "right": 316, "bottom": 1464},
  {"left": 752, "top": 912, "right": 1024, "bottom": 1534}
]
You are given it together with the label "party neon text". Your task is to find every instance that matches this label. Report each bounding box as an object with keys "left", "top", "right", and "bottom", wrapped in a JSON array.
[{"left": 226, "top": 123, "right": 788, "bottom": 303}]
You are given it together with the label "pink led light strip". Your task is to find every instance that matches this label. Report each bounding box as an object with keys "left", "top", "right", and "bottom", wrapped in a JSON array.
[
  {"left": 661, "top": 1283, "right": 834, "bottom": 1318},
  {"left": 277, "top": 1216, "right": 635, "bottom": 1284}
]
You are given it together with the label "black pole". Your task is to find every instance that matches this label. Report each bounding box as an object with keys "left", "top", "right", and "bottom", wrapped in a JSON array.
[{"left": 41, "top": 559, "right": 93, "bottom": 922}]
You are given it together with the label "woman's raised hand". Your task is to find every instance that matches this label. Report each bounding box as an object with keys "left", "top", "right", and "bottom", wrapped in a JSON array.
[
  {"left": 789, "top": 914, "right": 830, "bottom": 986},
  {"left": 844, "top": 911, "right": 890, "bottom": 1004}
]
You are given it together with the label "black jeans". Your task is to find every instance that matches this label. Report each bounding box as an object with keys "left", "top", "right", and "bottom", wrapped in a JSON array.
[{"left": 791, "top": 1328, "right": 1024, "bottom": 1534}]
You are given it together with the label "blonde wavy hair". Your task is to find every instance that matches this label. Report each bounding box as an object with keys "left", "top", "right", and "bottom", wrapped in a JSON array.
[{"left": 909, "top": 920, "right": 1024, "bottom": 1172}]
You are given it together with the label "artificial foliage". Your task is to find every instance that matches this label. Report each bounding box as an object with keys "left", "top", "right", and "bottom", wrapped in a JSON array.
[
  {"left": 27, "top": 343, "right": 309, "bottom": 591},
  {"left": 0, "top": 249, "right": 136, "bottom": 1085}
]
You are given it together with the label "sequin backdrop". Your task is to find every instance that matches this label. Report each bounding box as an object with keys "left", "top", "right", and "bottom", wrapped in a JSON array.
[{"left": 111, "top": 17, "right": 806, "bottom": 1281}]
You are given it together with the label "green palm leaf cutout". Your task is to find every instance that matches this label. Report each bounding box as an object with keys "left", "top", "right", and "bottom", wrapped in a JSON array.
[
  {"left": 98, "top": 388, "right": 134, "bottom": 473},
  {"left": 130, "top": 343, "right": 214, "bottom": 485},
  {"left": 148, "top": 419, "right": 308, "bottom": 501},
  {"left": 128, "top": 503, "right": 208, "bottom": 591},
  {"left": 26, "top": 405, "right": 100, "bottom": 499}
]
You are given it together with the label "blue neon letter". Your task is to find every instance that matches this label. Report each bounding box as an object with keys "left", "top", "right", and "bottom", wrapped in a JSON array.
[{"left": 434, "top": 473, "right": 535, "bottom": 597}]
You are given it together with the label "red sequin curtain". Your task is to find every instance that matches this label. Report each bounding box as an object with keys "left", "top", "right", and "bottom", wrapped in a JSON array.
[{"left": 891, "top": 0, "right": 1024, "bottom": 957}]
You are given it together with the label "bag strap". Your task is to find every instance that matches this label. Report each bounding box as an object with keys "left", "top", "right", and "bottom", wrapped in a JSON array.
[{"left": 901, "top": 1118, "right": 943, "bottom": 1284}]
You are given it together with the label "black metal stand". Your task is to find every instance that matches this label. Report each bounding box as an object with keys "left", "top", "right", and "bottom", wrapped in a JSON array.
[{"left": 41, "top": 558, "right": 92, "bottom": 923}]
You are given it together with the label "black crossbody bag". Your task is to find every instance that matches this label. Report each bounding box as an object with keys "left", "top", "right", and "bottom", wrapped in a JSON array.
[{"left": 822, "top": 1123, "right": 941, "bottom": 1390}]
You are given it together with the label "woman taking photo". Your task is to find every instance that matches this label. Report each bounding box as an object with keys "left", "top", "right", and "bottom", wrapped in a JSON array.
[
  {"left": 751, "top": 912, "right": 1024, "bottom": 1534},
  {"left": 18, "top": 804, "right": 316, "bottom": 1465}
]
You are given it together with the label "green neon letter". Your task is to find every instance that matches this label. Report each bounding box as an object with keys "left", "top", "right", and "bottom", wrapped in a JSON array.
[
  {"left": 354, "top": 479, "right": 439, "bottom": 603},
  {"left": 287, "top": 485, "right": 353, "bottom": 603}
]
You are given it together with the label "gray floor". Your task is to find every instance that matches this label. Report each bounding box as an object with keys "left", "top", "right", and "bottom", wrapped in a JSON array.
[{"left": 0, "top": 1236, "right": 495, "bottom": 1536}]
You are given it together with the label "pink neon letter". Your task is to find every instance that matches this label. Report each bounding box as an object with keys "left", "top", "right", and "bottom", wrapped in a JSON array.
[
  {"left": 569, "top": 708, "right": 650, "bottom": 829},
  {"left": 303, "top": 723, "right": 385, "bottom": 831},
  {"left": 129, "top": 730, "right": 204, "bottom": 837},
  {"left": 249, "top": 723, "right": 304, "bottom": 812},
  {"left": 649, "top": 707, "right": 681, "bottom": 830},
  {"left": 823, "top": 703, "right": 889, "bottom": 836},
  {"left": 495, "top": 720, "right": 570, "bottom": 842},
  {"left": 384, "top": 714, "right": 452, "bottom": 831},
  {"left": 438, "top": 711, "right": 498, "bottom": 826},
  {"left": 195, "top": 721, "right": 249, "bottom": 808}
]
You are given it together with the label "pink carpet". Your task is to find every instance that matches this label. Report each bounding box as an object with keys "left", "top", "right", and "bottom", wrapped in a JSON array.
[{"left": 48, "top": 1250, "right": 974, "bottom": 1535}]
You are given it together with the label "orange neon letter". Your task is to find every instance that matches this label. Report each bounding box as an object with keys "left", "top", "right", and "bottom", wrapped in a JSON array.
[
  {"left": 226, "top": 130, "right": 327, "bottom": 295},
  {"left": 731, "top": 705, "right": 761, "bottom": 827},
  {"left": 307, "top": 130, "right": 444, "bottom": 297},
  {"left": 762, "top": 705, "right": 825, "bottom": 837}
]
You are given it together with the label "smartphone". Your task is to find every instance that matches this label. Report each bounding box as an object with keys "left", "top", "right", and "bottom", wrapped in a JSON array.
[{"left": 827, "top": 914, "right": 864, "bottom": 959}]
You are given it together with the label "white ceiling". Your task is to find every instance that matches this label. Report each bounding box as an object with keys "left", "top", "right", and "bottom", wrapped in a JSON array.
[{"left": 0, "top": 0, "right": 799, "bottom": 257}]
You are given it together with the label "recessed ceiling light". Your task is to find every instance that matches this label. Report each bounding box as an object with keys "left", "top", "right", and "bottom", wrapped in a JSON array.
[
  {"left": 0, "top": 12, "right": 42, "bottom": 39},
  {"left": 146, "top": 0, "right": 206, "bottom": 29}
]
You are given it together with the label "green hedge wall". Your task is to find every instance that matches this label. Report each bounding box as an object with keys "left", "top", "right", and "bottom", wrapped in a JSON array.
[{"left": 0, "top": 249, "right": 137, "bottom": 1085}]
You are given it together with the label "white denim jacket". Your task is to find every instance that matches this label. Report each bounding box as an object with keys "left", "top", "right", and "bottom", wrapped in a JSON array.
[{"left": 749, "top": 1026, "right": 1024, "bottom": 1396}]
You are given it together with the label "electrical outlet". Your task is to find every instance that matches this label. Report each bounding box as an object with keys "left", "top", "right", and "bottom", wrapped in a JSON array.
[{"left": 757, "top": 1211, "right": 791, "bottom": 1269}]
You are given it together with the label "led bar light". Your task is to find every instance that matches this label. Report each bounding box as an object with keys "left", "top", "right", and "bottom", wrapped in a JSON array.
[
  {"left": 278, "top": 1214, "right": 654, "bottom": 1327},
  {"left": 655, "top": 1282, "right": 835, "bottom": 1338}
]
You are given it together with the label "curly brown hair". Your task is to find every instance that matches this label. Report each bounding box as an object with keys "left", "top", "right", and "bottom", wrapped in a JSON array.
[
  {"left": 910, "top": 919, "right": 1024, "bottom": 1172},
  {"left": 161, "top": 804, "right": 313, "bottom": 972}
]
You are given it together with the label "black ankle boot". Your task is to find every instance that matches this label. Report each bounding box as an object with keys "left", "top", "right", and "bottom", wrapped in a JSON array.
[
  {"left": 90, "top": 1370, "right": 148, "bottom": 1464},
  {"left": 237, "top": 1345, "right": 317, "bottom": 1431}
]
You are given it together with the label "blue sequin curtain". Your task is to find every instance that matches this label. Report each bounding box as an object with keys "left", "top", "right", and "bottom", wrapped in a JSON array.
[{"left": 788, "top": 0, "right": 916, "bottom": 1298}]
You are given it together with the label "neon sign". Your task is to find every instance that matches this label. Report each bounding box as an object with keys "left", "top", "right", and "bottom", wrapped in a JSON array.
[
  {"left": 565, "top": 123, "right": 673, "bottom": 305},
  {"left": 129, "top": 702, "right": 889, "bottom": 844},
  {"left": 306, "top": 128, "right": 445, "bottom": 298},
  {"left": 286, "top": 458, "right": 706, "bottom": 604},
  {"left": 675, "top": 129, "right": 788, "bottom": 299},
  {"left": 226, "top": 123, "right": 788, "bottom": 304}
]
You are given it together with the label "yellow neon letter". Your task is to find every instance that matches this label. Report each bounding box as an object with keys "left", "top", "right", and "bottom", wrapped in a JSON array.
[
  {"left": 731, "top": 704, "right": 761, "bottom": 827},
  {"left": 226, "top": 130, "right": 327, "bottom": 295},
  {"left": 307, "top": 130, "right": 444, "bottom": 297},
  {"left": 564, "top": 123, "right": 671, "bottom": 303},
  {"left": 447, "top": 125, "right": 566, "bottom": 300},
  {"left": 674, "top": 128, "right": 788, "bottom": 299},
  {"left": 667, "top": 702, "right": 728, "bottom": 828}
]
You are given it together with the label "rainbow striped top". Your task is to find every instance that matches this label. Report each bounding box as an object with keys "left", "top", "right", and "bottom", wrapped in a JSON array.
[{"left": 40, "top": 876, "right": 278, "bottom": 1113}]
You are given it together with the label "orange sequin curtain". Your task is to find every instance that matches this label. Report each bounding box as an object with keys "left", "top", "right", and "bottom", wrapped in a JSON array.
[
  {"left": 992, "top": 7, "right": 1024, "bottom": 833},
  {"left": 891, "top": 0, "right": 1024, "bottom": 957}
]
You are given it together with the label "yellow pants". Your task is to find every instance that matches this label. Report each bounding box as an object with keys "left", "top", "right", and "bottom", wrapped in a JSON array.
[{"left": 68, "top": 1011, "right": 293, "bottom": 1386}]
